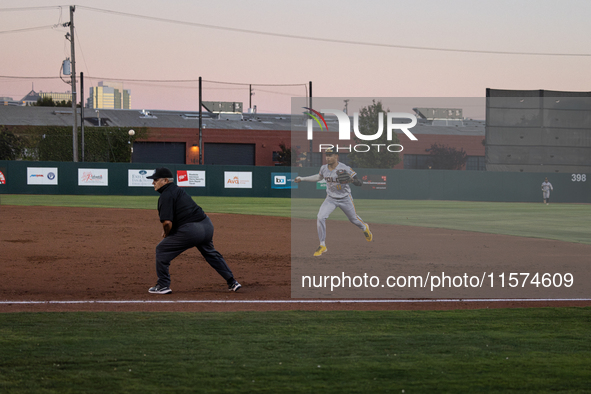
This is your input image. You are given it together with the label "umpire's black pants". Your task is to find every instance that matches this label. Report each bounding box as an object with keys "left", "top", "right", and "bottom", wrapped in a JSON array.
[{"left": 155, "top": 216, "right": 234, "bottom": 288}]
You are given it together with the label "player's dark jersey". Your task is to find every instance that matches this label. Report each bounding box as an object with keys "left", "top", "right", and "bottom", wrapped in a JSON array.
[{"left": 157, "top": 183, "right": 206, "bottom": 235}]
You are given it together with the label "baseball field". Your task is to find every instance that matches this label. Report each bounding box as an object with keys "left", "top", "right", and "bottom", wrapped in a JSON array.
[{"left": 1, "top": 195, "right": 590, "bottom": 392}]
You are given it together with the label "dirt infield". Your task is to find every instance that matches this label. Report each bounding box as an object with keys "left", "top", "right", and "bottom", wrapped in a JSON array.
[{"left": 1, "top": 205, "right": 590, "bottom": 312}]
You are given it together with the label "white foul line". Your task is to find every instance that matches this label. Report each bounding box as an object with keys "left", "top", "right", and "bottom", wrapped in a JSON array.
[{"left": 1, "top": 298, "right": 591, "bottom": 304}]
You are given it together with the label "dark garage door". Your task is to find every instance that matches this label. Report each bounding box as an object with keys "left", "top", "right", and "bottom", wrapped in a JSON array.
[
  {"left": 204, "top": 143, "right": 255, "bottom": 165},
  {"left": 132, "top": 142, "right": 186, "bottom": 164}
]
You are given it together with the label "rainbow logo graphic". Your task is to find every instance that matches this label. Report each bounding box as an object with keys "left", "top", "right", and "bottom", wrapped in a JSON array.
[{"left": 303, "top": 107, "right": 328, "bottom": 131}]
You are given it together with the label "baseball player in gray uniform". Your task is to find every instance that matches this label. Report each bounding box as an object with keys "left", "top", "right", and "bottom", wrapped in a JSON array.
[
  {"left": 541, "top": 177, "right": 553, "bottom": 205},
  {"left": 294, "top": 149, "right": 372, "bottom": 256}
]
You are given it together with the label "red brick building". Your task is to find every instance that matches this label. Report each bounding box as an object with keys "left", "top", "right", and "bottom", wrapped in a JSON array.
[{"left": 0, "top": 106, "right": 485, "bottom": 169}]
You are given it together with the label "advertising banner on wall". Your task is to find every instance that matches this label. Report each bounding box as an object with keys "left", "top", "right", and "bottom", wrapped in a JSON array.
[
  {"left": 361, "top": 174, "right": 387, "bottom": 190},
  {"left": 224, "top": 171, "right": 252, "bottom": 188},
  {"left": 271, "top": 172, "right": 298, "bottom": 189},
  {"left": 128, "top": 169, "right": 155, "bottom": 187},
  {"left": 177, "top": 170, "right": 206, "bottom": 187},
  {"left": 316, "top": 180, "right": 327, "bottom": 190},
  {"left": 78, "top": 169, "right": 109, "bottom": 186},
  {"left": 27, "top": 167, "right": 58, "bottom": 185},
  {"left": 0, "top": 168, "right": 6, "bottom": 185}
]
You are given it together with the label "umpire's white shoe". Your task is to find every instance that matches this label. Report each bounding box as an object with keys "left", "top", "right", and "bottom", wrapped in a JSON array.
[{"left": 149, "top": 284, "right": 172, "bottom": 294}]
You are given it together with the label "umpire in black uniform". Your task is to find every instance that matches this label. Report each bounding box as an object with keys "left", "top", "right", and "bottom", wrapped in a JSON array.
[{"left": 146, "top": 167, "right": 241, "bottom": 294}]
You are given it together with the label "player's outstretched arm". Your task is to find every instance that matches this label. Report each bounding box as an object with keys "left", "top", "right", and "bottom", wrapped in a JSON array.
[{"left": 295, "top": 174, "right": 322, "bottom": 183}]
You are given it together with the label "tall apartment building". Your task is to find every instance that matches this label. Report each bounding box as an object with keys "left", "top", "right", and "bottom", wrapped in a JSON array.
[{"left": 87, "top": 81, "right": 131, "bottom": 109}]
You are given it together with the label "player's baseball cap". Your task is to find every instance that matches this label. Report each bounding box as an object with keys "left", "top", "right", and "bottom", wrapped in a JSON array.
[
  {"left": 325, "top": 148, "right": 338, "bottom": 155},
  {"left": 146, "top": 167, "right": 174, "bottom": 179}
]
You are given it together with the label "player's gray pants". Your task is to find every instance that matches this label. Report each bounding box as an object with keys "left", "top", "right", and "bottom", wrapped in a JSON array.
[
  {"left": 317, "top": 196, "right": 366, "bottom": 244},
  {"left": 155, "top": 216, "right": 234, "bottom": 288},
  {"left": 543, "top": 190, "right": 551, "bottom": 200}
]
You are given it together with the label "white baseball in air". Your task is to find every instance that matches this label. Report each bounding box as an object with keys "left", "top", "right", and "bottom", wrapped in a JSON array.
[{"left": 128, "top": 129, "right": 135, "bottom": 136}]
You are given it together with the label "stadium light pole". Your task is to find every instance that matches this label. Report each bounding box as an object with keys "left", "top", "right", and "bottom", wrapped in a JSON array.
[
  {"left": 199, "top": 76, "right": 203, "bottom": 165},
  {"left": 80, "top": 72, "right": 84, "bottom": 162},
  {"left": 69, "top": 5, "right": 78, "bottom": 162}
]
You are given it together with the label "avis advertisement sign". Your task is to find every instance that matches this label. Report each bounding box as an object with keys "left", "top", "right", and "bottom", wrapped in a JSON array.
[
  {"left": 128, "top": 169, "right": 155, "bottom": 187},
  {"left": 27, "top": 167, "right": 58, "bottom": 185},
  {"left": 224, "top": 171, "right": 252, "bottom": 189},
  {"left": 177, "top": 170, "right": 206, "bottom": 187},
  {"left": 78, "top": 169, "right": 108, "bottom": 186}
]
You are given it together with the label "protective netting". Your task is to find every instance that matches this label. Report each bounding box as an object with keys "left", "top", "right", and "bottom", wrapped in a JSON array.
[
  {"left": 486, "top": 89, "right": 591, "bottom": 173},
  {"left": 0, "top": 75, "right": 308, "bottom": 114}
]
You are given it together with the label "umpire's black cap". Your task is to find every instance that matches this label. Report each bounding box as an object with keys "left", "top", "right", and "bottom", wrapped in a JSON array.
[{"left": 146, "top": 167, "right": 174, "bottom": 179}]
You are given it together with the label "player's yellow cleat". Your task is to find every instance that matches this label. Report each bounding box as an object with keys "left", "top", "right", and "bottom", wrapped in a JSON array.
[
  {"left": 363, "top": 224, "right": 373, "bottom": 242},
  {"left": 313, "top": 245, "right": 327, "bottom": 256}
]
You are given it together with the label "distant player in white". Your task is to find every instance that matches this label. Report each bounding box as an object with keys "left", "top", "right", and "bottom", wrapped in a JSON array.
[
  {"left": 541, "top": 177, "right": 553, "bottom": 205},
  {"left": 294, "top": 149, "right": 372, "bottom": 256}
]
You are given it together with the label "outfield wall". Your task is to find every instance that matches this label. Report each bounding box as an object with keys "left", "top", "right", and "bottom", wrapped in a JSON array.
[
  {"left": 0, "top": 161, "right": 291, "bottom": 198},
  {"left": 0, "top": 161, "right": 589, "bottom": 202},
  {"left": 293, "top": 168, "right": 591, "bottom": 203}
]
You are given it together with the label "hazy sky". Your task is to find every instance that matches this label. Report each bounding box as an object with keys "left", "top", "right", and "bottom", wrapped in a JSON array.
[{"left": 1, "top": 0, "right": 590, "bottom": 116}]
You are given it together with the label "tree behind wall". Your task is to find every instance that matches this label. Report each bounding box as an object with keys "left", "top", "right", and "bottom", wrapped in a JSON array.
[
  {"left": 426, "top": 143, "right": 468, "bottom": 170},
  {"left": 0, "top": 127, "right": 24, "bottom": 160},
  {"left": 347, "top": 100, "right": 402, "bottom": 169},
  {"left": 276, "top": 142, "right": 297, "bottom": 166},
  {"left": 34, "top": 97, "right": 72, "bottom": 107},
  {"left": 8, "top": 126, "right": 147, "bottom": 162}
]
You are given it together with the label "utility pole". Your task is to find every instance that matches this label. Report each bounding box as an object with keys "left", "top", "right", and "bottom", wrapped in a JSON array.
[{"left": 69, "top": 6, "right": 78, "bottom": 162}]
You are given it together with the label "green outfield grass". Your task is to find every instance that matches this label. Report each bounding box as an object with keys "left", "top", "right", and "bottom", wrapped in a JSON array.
[
  {"left": 0, "top": 309, "right": 589, "bottom": 393},
  {"left": 2, "top": 194, "right": 589, "bottom": 244},
  {"left": 0, "top": 194, "right": 291, "bottom": 217},
  {"left": 293, "top": 198, "right": 591, "bottom": 245}
]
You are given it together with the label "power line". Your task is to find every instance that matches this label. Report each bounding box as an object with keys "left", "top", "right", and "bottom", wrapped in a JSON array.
[
  {"left": 203, "top": 79, "right": 306, "bottom": 87},
  {"left": 0, "top": 75, "right": 305, "bottom": 85},
  {"left": 0, "top": 76, "right": 62, "bottom": 80},
  {"left": 0, "top": 6, "right": 64, "bottom": 12},
  {"left": 75, "top": 76, "right": 306, "bottom": 87},
  {"left": 73, "top": 5, "right": 591, "bottom": 57},
  {"left": 2, "top": 5, "right": 590, "bottom": 57},
  {"left": 0, "top": 6, "right": 65, "bottom": 35},
  {"left": 0, "top": 25, "right": 58, "bottom": 35},
  {"left": 74, "top": 28, "right": 90, "bottom": 76},
  {"left": 0, "top": 75, "right": 308, "bottom": 93}
]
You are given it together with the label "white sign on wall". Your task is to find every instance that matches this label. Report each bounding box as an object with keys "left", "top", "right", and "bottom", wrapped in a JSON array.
[
  {"left": 224, "top": 171, "right": 252, "bottom": 189},
  {"left": 27, "top": 167, "right": 58, "bottom": 185},
  {"left": 177, "top": 170, "right": 206, "bottom": 187},
  {"left": 78, "top": 168, "right": 108, "bottom": 186},
  {"left": 128, "top": 169, "right": 155, "bottom": 187}
]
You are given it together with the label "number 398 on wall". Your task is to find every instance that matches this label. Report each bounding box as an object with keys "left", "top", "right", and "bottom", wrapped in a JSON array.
[{"left": 571, "top": 174, "right": 587, "bottom": 182}]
